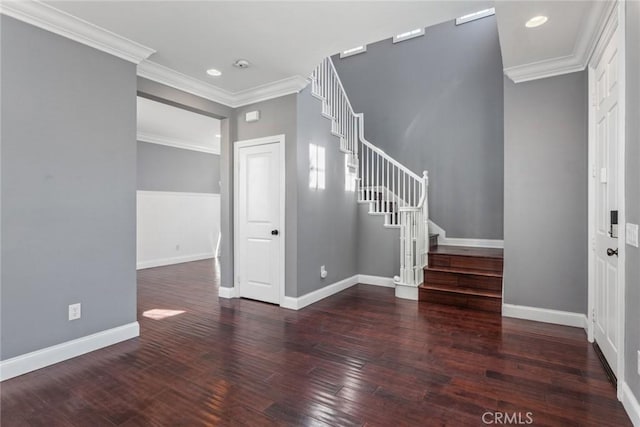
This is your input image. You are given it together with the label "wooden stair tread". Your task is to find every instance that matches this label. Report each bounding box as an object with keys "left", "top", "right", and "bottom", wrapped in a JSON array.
[
  {"left": 425, "top": 266, "right": 503, "bottom": 278},
  {"left": 420, "top": 283, "right": 501, "bottom": 299},
  {"left": 429, "top": 245, "right": 503, "bottom": 259}
]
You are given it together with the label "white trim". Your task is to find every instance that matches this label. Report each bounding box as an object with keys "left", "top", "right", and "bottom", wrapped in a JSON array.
[
  {"left": 0, "top": 322, "right": 139, "bottom": 381},
  {"left": 615, "top": 1, "right": 627, "bottom": 401},
  {"left": 357, "top": 275, "right": 395, "bottom": 288},
  {"left": 137, "top": 132, "right": 220, "bottom": 155},
  {"left": 136, "top": 252, "right": 216, "bottom": 270},
  {"left": 137, "top": 61, "right": 237, "bottom": 106},
  {"left": 394, "top": 284, "right": 419, "bottom": 300},
  {"left": 218, "top": 286, "right": 239, "bottom": 299},
  {"left": 0, "top": 1, "right": 154, "bottom": 64},
  {"left": 622, "top": 382, "right": 640, "bottom": 427},
  {"left": 136, "top": 190, "right": 220, "bottom": 198},
  {"left": 232, "top": 75, "right": 309, "bottom": 107},
  {"left": 280, "top": 275, "right": 359, "bottom": 310},
  {"left": 138, "top": 60, "right": 308, "bottom": 108},
  {"left": 504, "top": 1, "right": 616, "bottom": 83},
  {"left": 234, "top": 135, "right": 286, "bottom": 307},
  {"left": 587, "top": 61, "right": 596, "bottom": 345},
  {"left": 587, "top": 1, "right": 627, "bottom": 401},
  {"left": 428, "top": 220, "right": 504, "bottom": 248},
  {"left": 502, "top": 304, "right": 588, "bottom": 329}
]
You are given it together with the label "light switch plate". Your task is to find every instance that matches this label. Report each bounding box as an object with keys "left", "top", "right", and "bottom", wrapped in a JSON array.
[{"left": 626, "top": 223, "right": 639, "bottom": 247}]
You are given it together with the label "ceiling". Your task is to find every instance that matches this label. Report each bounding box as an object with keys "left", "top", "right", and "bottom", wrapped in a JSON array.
[
  {"left": 44, "top": 1, "right": 490, "bottom": 93},
  {"left": 495, "top": 1, "right": 613, "bottom": 82},
  {"left": 137, "top": 97, "right": 221, "bottom": 154},
  {"left": 10, "top": 1, "right": 613, "bottom": 99},
  {"left": 496, "top": 1, "right": 591, "bottom": 68}
]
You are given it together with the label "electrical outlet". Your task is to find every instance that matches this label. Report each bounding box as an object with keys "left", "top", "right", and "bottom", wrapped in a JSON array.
[
  {"left": 68, "top": 303, "right": 81, "bottom": 321},
  {"left": 175, "top": 244, "right": 180, "bottom": 251},
  {"left": 626, "top": 223, "right": 639, "bottom": 247}
]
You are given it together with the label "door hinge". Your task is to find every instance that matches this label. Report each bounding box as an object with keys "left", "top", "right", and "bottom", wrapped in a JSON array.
[
  {"left": 592, "top": 91, "right": 597, "bottom": 107},
  {"left": 592, "top": 308, "right": 596, "bottom": 322}
]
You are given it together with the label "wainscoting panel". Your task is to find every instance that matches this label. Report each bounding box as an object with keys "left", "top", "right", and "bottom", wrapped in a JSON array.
[{"left": 137, "top": 191, "right": 220, "bottom": 269}]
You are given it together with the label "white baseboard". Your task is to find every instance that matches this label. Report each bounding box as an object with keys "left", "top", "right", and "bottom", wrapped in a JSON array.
[
  {"left": 502, "top": 303, "right": 587, "bottom": 328},
  {"left": 280, "top": 275, "right": 359, "bottom": 310},
  {"left": 358, "top": 275, "right": 395, "bottom": 287},
  {"left": 136, "top": 252, "right": 215, "bottom": 270},
  {"left": 218, "top": 285, "right": 239, "bottom": 299},
  {"left": 395, "top": 285, "right": 419, "bottom": 300},
  {"left": 622, "top": 382, "right": 640, "bottom": 427},
  {"left": 428, "top": 220, "right": 503, "bottom": 248},
  {"left": 0, "top": 322, "right": 139, "bottom": 382}
]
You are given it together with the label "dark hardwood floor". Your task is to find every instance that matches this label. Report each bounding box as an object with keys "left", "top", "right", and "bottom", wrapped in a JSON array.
[{"left": 1, "top": 259, "right": 631, "bottom": 426}]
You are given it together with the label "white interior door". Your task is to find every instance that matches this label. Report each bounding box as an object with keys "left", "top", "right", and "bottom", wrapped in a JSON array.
[
  {"left": 236, "top": 139, "right": 283, "bottom": 304},
  {"left": 592, "top": 23, "right": 620, "bottom": 374}
]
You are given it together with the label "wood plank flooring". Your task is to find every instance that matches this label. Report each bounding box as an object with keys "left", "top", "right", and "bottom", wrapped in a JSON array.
[{"left": 0, "top": 259, "right": 631, "bottom": 426}]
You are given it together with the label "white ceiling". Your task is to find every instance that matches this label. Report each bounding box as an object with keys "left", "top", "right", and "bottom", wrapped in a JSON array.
[
  {"left": 495, "top": 1, "right": 612, "bottom": 82},
  {"left": 44, "top": 1, "right": 490, "bottom": 93},
  {"left": 137, "top": 96, "right": 221, "bottom": 154},
  {"left": 496, "top": 1, "right": 592, "bottom": 68}
]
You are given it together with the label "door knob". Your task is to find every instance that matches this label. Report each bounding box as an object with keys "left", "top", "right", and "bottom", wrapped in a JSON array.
[
  {"left": 606, "top": 248, "right": 618, "bottom": 257},
  {"left": 271, "top": 229, "right": 279, "bottom": 236}
]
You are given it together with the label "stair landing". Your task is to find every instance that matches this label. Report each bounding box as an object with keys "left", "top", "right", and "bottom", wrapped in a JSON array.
[{"left": 419, "top": 245, "right": 503, "bottom": 313}]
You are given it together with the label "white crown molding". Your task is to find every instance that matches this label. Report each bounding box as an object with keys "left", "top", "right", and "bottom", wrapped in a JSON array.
[
  {"left": 137, "top": 60, "right": 237, "bottom": 107},
  {"left": 504, "top": 0, "right": 617, "bottom": 83},
  {"left": 232, "top": 75, "right": 310, "bottom": 108},
  {"left": 0, "top": 0, "right": 155, "bottom": 64},
  {"left": 138, "top": 60, "right": 309, "bottom": 108},
  {"left": 2, "top": 2, "right": 309, "bottom": 107},
  {"left": 137, "top": 131, "right": 220, "bottom": 155}
]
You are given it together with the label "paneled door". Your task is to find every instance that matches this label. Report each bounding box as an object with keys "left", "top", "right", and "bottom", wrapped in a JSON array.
[
  {"left": 235, "top": 136, "right": 284, "bottom": 304},
  {"left": 592, "top": 19, "right": 621, "bottom": 375}
]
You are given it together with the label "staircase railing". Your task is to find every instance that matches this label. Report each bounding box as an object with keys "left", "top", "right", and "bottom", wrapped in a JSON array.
[{"left": 310, "top": 57, "right": 429, "bottom": 291}]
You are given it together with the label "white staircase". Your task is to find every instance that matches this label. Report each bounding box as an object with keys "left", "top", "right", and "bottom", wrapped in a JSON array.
[{"left": 310, "top": 57, "right": 430, "bottom": 300}]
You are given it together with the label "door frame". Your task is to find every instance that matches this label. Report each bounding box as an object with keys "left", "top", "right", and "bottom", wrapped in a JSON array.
[
  {"left": 233, "top": 134, "right": 286, "bottom": 305},
  {"left": 587, "top": 1, "right": 626, "bottom": 400}
]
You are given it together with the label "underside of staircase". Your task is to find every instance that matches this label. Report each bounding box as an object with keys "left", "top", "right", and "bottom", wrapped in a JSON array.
[{"left": 419, "top": 240, "right": 504, "bottom": 313}]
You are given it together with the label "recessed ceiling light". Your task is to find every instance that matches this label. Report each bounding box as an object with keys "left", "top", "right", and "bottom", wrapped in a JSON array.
[
  {"left": 206, "top": 68, "right": 222, "bottom": 77},
  {"left": 526, "top": 15, "right": 548, "bottom": 28},
  {"left": 215, "top": 134, "right": 221, "bottom": 138}
]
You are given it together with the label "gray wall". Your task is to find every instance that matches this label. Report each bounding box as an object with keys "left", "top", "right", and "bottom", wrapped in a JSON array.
[
  {"left": 234, "top": 95, "right": 299, "bottom": 296},
  {"left": 357, "top": 205, "right": 400, "bottom": 277},
  {"left": 296, "top": 88, "right": 359, "bottom": 296},
  {"left": 137, "top": 142, "right": 220, "bottom": 194},
  {"left": 137, "top": 79, "right": 235, "bottom": 286},
  {"left": 1, "top": 17, "right": 137, "bottom": 359},
  {"left": 503, "top": 72, "right": 588, "bottom": 314},
  {"left": 625, "top": 0, "right": 640, "bottom": 402},
  {"left": 333, "top": 16, "right": 504, "bottom": 240}
]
